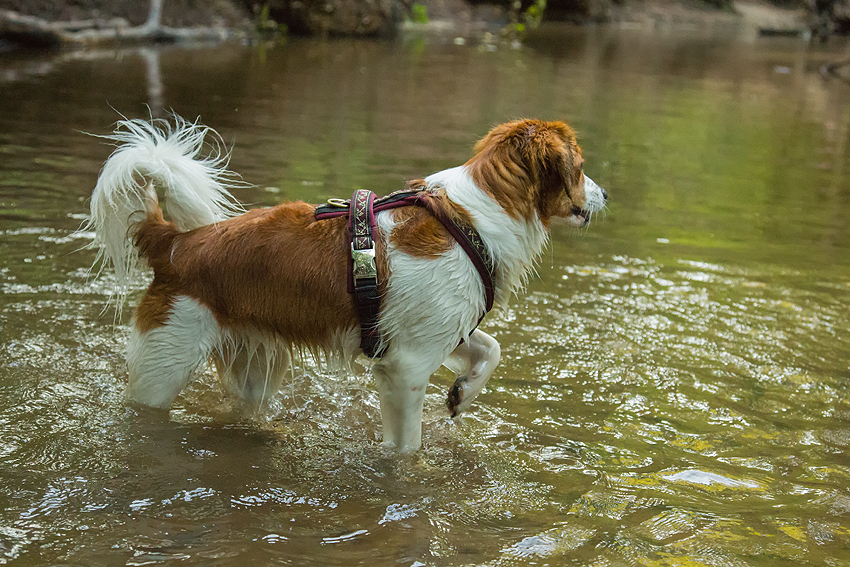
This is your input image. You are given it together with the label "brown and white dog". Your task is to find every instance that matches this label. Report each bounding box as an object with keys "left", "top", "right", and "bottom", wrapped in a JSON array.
[{"left": 89, "top": 117, "right": 606, "bottom": 452}]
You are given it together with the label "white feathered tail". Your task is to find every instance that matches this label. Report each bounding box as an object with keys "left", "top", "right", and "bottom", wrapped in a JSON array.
[{"left": 88, "top": 116, "right": 244, "bottom": 314}]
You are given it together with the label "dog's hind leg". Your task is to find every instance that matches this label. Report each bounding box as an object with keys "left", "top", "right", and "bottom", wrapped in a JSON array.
[
  {"left": 126, "top": 295, "right": 222, "bottom": 409},
  {"left": 443, "top": 329, "right": 501, "bottom": 418},
  {"left": 213, "top": 333, "right": 290, "bottom": 408}
]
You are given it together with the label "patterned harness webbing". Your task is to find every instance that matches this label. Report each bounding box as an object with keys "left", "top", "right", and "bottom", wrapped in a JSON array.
[{"left": 315, "top": 188, "right": 496, "bottom": 358}]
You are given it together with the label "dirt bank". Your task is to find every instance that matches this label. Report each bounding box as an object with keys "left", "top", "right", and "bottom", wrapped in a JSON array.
[{"left": 0, "top": 0, "right": 811, "bottom": 48}]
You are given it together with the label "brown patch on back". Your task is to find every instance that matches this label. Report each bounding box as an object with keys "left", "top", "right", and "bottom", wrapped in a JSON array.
[
  {"left": 390, "top": 208, "right": 451, "bottom": 258},
  {"left": 388, "top": 181, "right": 476, "bottom": 259},
  {"left": 132, "top": 201, "right": 358, "bottom": 346}
]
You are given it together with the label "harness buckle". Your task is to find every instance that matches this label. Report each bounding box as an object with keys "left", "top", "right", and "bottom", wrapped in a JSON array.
[{"left": 351, "top": 244, "right": 377, "bottom": 282}]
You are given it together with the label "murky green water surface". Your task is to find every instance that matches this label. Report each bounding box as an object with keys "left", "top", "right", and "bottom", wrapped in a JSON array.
[{"left": 2, "top": 25, "right": 850, "bottom": 566}]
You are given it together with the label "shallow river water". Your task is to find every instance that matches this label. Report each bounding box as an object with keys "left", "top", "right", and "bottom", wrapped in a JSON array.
[{"left": 2, "top": 22, "right": 850, "bottom": 566}]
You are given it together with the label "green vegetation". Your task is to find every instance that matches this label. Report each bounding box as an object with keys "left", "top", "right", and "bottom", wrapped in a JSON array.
[
  {"left": 505, "top": 0, "right": 547, "bottom": 39},
  {"left": 257, "top": 2, "right": 287, "bottom": 35},
  {"left": 409, "top": 2, "right": 429, "bottom": 24}
]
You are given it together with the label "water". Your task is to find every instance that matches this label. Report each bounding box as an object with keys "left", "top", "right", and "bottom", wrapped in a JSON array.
[{"left": 1, "top": 23, "right": 850, "bottom": 566}]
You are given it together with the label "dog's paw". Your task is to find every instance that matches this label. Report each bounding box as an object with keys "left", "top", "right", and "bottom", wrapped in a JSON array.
[{"left": 446, "top": 378, "right": 466, "bottom": 418}]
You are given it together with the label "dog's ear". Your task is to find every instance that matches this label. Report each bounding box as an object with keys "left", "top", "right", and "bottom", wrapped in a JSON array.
[
  {"left": 520, "top": 121, "right": 576, "bottom": 176},
  {"left": 467, "top": 119, "right": 585, "bottom": 222},
  {"left": 509, "top": 120, "right": 585, "bottom": 221}
]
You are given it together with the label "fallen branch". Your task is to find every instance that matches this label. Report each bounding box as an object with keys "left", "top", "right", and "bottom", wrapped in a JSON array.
[
  {"left": 0, "top": 10, "right": 69, "bottom": 48},
  {"left": 0, "top": 9, "right": 230, "bottom": 49},
  {"left": 72, "top": 24, "right": 229, "bottom": 44},
  {"left": 51, "top": 18, "right": 132, "bottom": 32}
]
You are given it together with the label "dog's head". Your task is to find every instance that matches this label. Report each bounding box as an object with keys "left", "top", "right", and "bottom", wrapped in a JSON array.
[{"left": 465, "top": 119, "right": 607, "bottom": 227}]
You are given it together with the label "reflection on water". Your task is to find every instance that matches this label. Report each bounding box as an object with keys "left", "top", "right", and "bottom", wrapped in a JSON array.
[{"left": 1, "top": 25, "right": 850, "bottom": 566}]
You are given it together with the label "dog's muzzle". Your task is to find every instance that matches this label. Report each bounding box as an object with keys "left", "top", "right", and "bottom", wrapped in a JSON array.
[{"left": 568, "top": 175, "right": 607, "bottom": 227}]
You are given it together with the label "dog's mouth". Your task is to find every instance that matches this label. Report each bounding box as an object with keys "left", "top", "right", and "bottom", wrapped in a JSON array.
[{"left": 566, "top": 206, "right": 591, "bottom": 228}]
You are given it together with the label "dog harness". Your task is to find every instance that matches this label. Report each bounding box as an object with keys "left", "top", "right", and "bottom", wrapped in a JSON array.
[{"left": 315, "top": 188, "right": 495, "bottom": 358}]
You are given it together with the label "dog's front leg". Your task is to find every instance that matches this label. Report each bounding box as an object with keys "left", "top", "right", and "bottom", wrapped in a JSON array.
[
  {"left": 443, "top": 329, "right": 501, "bottom": 418},
  {"left": 371, "top": 352, "right": 442, "bottom": 452}
]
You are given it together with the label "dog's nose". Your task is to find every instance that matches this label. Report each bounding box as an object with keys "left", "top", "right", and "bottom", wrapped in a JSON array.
[{"left": 601, "top": 188, "right": 608, "bottom": 202}]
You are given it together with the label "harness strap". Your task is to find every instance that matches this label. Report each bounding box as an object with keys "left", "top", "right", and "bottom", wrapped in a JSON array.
[
  {"left": 418, "top": 196, "right": 495, "bottom": 313},
  {"left": 348, "top": 189, "right": 383, "bottom": 358},
  {"left": 315, "top": 188, "right": 423, "bottom": 219},
  {"left": 316, "top": 189, "right": 496, "bottom": 358}
]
